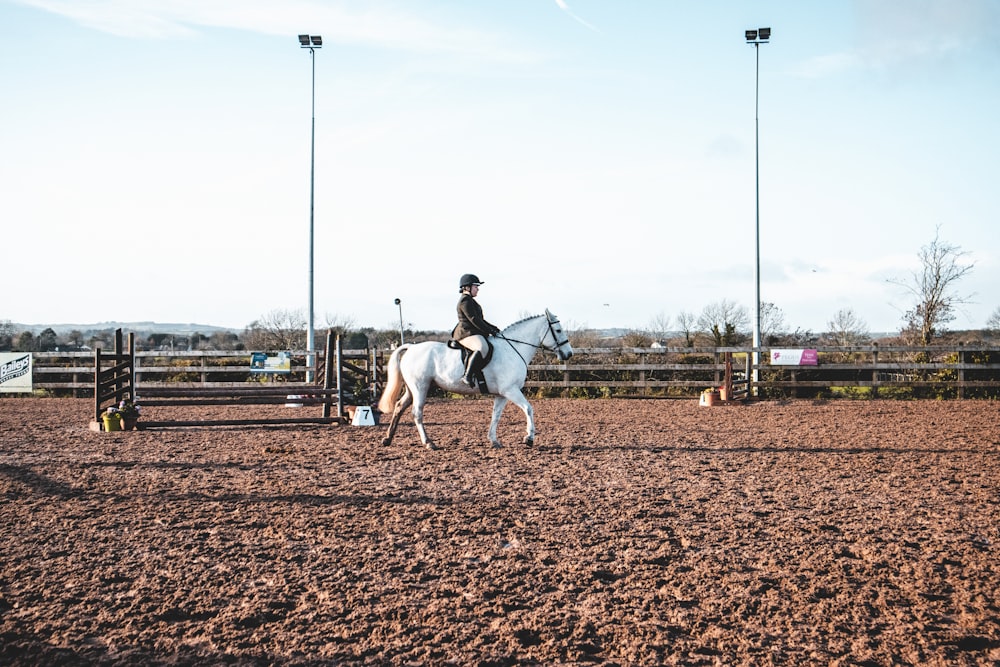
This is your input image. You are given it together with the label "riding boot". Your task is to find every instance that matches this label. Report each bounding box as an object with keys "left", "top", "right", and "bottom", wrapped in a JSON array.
[{"left": 463, "top": 351, "right": 483, "bottom": 387}]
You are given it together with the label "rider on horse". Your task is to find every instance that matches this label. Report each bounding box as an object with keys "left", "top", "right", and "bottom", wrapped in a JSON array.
[{"left": 452, "top": 273, "right": 501, "bottom": 387}]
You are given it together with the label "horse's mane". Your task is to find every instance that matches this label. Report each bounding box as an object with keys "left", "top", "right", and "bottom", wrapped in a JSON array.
[{"left": 501, "top": 314, "right": 545, "bottom": 332}]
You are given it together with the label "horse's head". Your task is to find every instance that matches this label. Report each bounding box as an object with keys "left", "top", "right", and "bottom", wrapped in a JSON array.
[{"left": 544, "top": 309, "right": 573, "bottom": 361}]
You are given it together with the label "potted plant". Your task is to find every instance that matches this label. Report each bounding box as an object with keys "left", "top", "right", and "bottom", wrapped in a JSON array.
[
  {"left": 104, "top": 399, "right": 141, "bottom": 431},
  {"left": 101, "top": 407, "right": 122, "bottom": 432}
]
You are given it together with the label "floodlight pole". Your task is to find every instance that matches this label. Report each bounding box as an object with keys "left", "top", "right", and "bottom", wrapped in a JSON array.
[
  {"left": 299, "top": 34, "right": 322, "bottom": 381},
  {"left": 394, "top": 298, "right": 405, "bottom": 345},
  {"left": 746, "top": 27, "right": 769, "bottom": 397}
]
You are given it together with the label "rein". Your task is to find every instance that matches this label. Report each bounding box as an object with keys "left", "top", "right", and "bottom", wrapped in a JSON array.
[
  {"left": 496, "top": 317, "right": 570, "bottom": 367},
  {"left": 497, "top": 335, "right": 532, "bottom": 368}
]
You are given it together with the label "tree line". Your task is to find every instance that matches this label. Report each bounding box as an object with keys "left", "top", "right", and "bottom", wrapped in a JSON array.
[{"left": 4, "top": 230, "right": 999, "bottom": 353}]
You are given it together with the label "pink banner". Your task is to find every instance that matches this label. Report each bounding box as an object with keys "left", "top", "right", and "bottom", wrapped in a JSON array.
[{"left": 770, "top": 349, "right": 818, "bottom": 366}]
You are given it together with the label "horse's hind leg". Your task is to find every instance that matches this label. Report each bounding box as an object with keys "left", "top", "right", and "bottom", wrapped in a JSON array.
[
  {"left": 410, "top": 391, "right": 437, "bottom": 450},
  {"left": 381, "top": 389, "right": 413, "bottom": 446}
]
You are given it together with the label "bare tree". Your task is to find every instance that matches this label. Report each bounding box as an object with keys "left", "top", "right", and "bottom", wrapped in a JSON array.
[
  {"left": 646, "top": 311, "right": 672, "bottom": 343},
  {"left": 87, "top": 331, "right": 114, "bottom": 350},
  {"left": 675, "top": 310, "right": 697, "bottom": 347},
  {"left": 566, "top": 323, "right": 603, "bottom": 349},
  {"left": 759, "top": 302, "right": 786, "bottom": 345},
  {"left": 889, "top": 228, "right": 975, "bottom": 344},
  {"left": 323, "top": 313, "right": 356, "bottom": 338},
  {"left": 697, "top": 300, "right": 750, "bottom": 346},
  {"left": 208, "top": 330, "right": 241, "bottom": 350},
  {"left": 65, "top": 329, "right": 85, "bottom": 349},
  {"left": 14, "top": 331, "right": 36, "bottom": 352},
  {"left": 0, "top": 320, "right": 14, "bottom": 351},
  {"left": 622, "top": 330, "right": 653, "bottom": 348},
  {"left": 986, "top": 306, "right": 1000, "bottom": 339},
  {"left": 824, "top": 307, "right": 871, "bottom": 346},
  {"left": 364, "top": 327, "right": 402, "bottom": 349},
  {"left": 243, "top": 308, "right": 307, "bottom": 350}
]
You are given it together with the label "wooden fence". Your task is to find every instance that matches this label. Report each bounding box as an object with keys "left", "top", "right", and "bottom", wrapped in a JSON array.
[
  {"left": 524, "top": 343, "right": 1000, "bottom": 399},
  {"left": 20, "top": 342, "right": 1000, "bottom": 399}
]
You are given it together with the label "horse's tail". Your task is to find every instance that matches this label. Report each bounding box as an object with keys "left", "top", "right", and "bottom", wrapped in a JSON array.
[{"left": 377, "top": 344, "right": 409, "bottom": 414}]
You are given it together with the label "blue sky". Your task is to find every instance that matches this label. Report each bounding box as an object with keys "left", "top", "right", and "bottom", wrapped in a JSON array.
[{"left": 3, "top": 1, "right": 998, "bottom": 334}]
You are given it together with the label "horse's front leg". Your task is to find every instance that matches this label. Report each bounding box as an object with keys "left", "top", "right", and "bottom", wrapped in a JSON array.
[
  {"left": 506, "top": 390, "right": 535, "bottom": 446},
  {"left": 489, "top": 397, "right": 508, "bottom": 448},
  {"left": 381, "top": 390, "right": 413, "bottom": 446}
]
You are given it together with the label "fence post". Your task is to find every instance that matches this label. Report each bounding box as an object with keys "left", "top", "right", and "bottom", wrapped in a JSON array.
[
  {"left": 335, "top": 335, "right": 344, "bottom": 420},
  {"left": 93, "top": 346, "right": 102, "bottom": 421},
  {"left": 133, "top": 343, "right": 141, "bottom": 395},
  {"left": 370, "top": 347, "right": 379, "bottom": 406},
  {"left": 127, "top": 333, "right": 135, "bottom": 402},
  {"left": 322, "top": 330, "right": 334, "bottom": 420},
  {"left": 639, "top": 348, "right": 647, "bottom": 396},
  {"left": 114, "top": 329, "right": 125, "bottom": 403},
  {"left": 958, "top": 342, "right": 965, "bottom": 399},
  {"left": 723, "top": 352, "right": 733, "bottom": 400},
  {"left": 744, "top": 353, "right": 752, "bottom": 398},
  {"left": 871, "top": 342, "right": 879, "bottom": 398}
]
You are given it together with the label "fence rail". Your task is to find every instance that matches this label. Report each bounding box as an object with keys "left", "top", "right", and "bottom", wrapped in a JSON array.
[
  {"left": 525, "top": 344, "right": 1000, "bottom": 398},
  {"left": 15, "top": 342, "right": 1000, "bottom": 399}
]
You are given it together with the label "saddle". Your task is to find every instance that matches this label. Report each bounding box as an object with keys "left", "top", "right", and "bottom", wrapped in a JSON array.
[{"left": 447, "top": 339, "right": 494, "bottom": 394}]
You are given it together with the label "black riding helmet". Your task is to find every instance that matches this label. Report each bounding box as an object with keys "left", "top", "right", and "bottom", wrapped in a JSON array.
[{"left": 459, "top": 274, "right": 484, "bottom": 290}]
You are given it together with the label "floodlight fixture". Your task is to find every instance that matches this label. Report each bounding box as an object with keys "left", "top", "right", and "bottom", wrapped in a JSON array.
[
  {"left": 746, "top": 27, "right": 770, "bottom": 44},
  {"left": 298, "top": 34, "right": 310, "bottom": 46}
]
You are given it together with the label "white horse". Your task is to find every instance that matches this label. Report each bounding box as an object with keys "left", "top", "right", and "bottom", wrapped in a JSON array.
[{"left": 377, "top": 309, "right": 573, "bottom": 450}]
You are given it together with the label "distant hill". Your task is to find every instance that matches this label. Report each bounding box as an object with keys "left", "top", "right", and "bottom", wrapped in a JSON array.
[{"left": 12, "top": 322, "right": 242, "bottom": 335}]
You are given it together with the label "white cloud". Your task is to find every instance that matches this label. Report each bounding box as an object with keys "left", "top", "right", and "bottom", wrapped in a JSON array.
[
  {"left": 553, "top": 0, "right": 598, "bottom": 33},
  {"left": 13, "top": 0, "right": 198, "bottom": 38},
  {"left": 791, "top": 0, "right": 1000, "bottom": 80},
  {"left": 11, "top": 0, "right": 539, "bottom": 62}
]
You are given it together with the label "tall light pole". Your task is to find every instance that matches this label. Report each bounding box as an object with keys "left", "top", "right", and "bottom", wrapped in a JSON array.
[
  {"left": 299, "top": 34, "right": 322, "bottom": 381},
  {"left": 746, "top": 27, "right": 769, "bottom": 396},
  {"left": 394, "top": 298, "right": 405, "bottom": 345}
]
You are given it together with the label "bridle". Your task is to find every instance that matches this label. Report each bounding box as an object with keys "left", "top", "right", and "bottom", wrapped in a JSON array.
[{"left": 497, "top": 314, "right": 572, "bottom": 366}]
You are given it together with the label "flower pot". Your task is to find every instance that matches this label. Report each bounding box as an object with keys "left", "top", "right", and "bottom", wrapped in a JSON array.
[
  {"left": 102, "top": 414, "right": 123, "bottom": 432},
  {"left": 121, "top": 418, "right": 138, "bottom": 431},
  {"left": 699, "top": 390, "right": 719, "bottom": 407}
]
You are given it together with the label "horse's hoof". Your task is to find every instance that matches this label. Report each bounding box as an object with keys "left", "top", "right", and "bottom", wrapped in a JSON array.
[
  {"left": 425, "top": 441, "right": 439, "bottom": 451},
  {"left": 381, "top": 438, "right": 392, "bottom": 447},
  {"left": 523, "top": 436, "right": 534, "bottom": 447},
  {"left": 491, "top": 441, "right": 503, "bottom": 449}
]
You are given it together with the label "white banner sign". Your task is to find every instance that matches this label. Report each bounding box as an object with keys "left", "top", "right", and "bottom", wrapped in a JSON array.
[
  {"left": 250, "top": 351, "right": 291, "bottom": 373},
  {"left": 770, "top": 349, "right": 818, "bottom": 366},
  {"left": 0, "top": 353, "right": 33, "bottom": 392}
]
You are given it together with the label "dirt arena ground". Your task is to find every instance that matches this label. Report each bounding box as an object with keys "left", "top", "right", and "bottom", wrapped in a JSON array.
[{"left": 1, "top": 396, "right": 999, "bottom": 666}]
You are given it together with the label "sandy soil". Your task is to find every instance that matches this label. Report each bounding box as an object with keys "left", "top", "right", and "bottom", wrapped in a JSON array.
[{"left": 2, "top": 397, "right": 999, "bottom": 666}]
